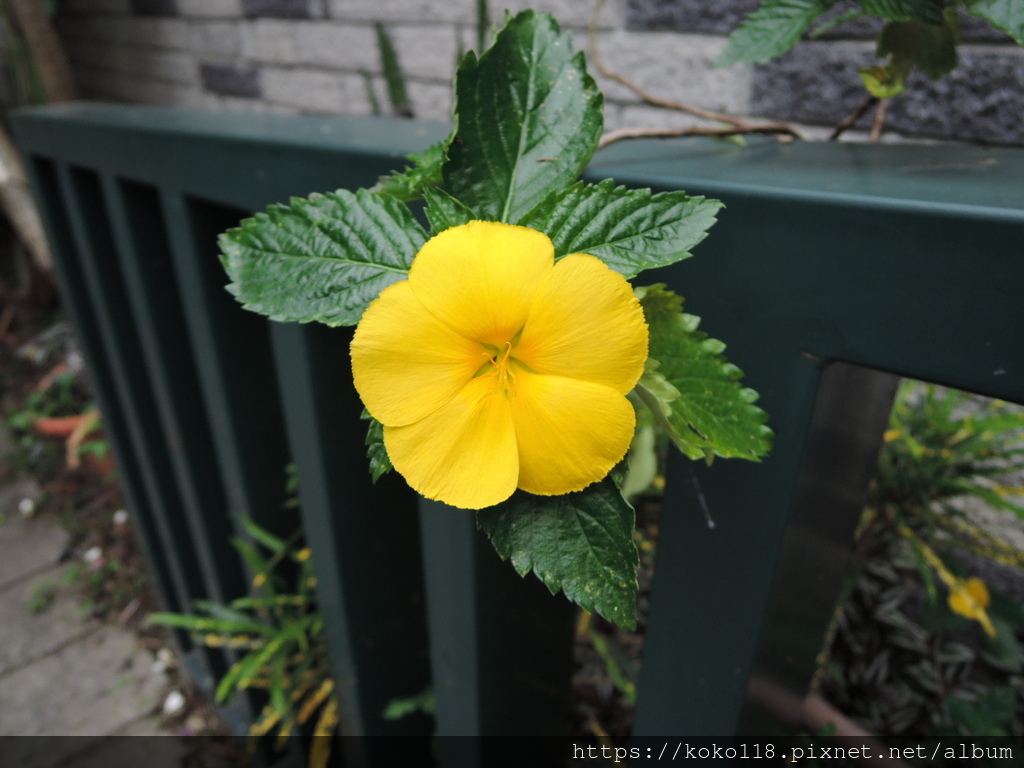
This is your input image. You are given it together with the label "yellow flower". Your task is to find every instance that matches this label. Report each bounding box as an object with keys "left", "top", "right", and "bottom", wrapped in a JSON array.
[
  {"left": 351, "top": 220, "right": 648, "bottom": 510},
  {"left": 948, "top": 576, "right": 996, "bottom": 638}
]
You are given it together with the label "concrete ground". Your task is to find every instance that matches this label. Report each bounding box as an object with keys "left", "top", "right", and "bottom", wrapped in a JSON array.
[{"left": 0, "top": 426, "right": 186, "bottom": 766}]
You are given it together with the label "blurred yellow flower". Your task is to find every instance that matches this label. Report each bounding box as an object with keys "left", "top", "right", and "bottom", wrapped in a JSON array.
[
  {"left": 351, "top": 220, "right": 648, "bottom": 509},
  {"left": 947, "top": 576, "right": 995, "bottom": 637}
]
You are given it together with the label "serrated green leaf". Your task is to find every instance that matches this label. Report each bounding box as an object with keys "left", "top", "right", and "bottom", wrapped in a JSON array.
[
  {"left": 858, "top": 0, "right": 945, "bottom": 24},
  {"left": 716, "top": 0, "right": 833, "bottom": 67},
  {"left": 220, "top": 189, "right": 426, "bottom": 327},
  {"left": 422, "top": 186, "right": 477, "bottom": 234},
  {"left": 372, "top": 141, "right": 448, "bottom": 202},
  {"left": 809, "top": 7, "right": 868, "bottom": 37},
  {"left": 360, "top": 408, "right": 392, "bottom": 482},
  {"left": 443, "top": 10, "right": 603, "bottom": 224},
  {"left": 635, "top": 285, "right": 773, "bottom": 462},
  {"left": 517, "top": 180, "right": 722, "bottom": 279},
  {"left": 477, "top": 478, "right": 639, "bottom": 628},
  {"left": 967, "top": 0, "right": 1024, "bottom": 45}
]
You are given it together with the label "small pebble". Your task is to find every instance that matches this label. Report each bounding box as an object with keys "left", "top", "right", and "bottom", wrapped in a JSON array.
[
  {"left": 18, "top": 498, "right": 35, "bottom": 517},
  {"left": 163, "top": 690, "right": 186, "bottom": 716},
  {"left": 112, "top": 509, "right": 129, "bottom": 526},
  {"left": 83, "top": 546, "right": 103, "bottom": 565}
]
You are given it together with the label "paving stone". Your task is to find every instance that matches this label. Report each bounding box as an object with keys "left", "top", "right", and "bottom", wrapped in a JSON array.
[
  {"left": 406, "top": 80, "right": 453, "bottom": 122},
  {"left": 327, "top": 0, "right": 474, "bottom": 25},
  {"left": 751, "top": 42, "right": 1024, "bottom": 145},
  {"left": 200, "top": 62, "right": 262, "bottom": 97},
  {"left": 0, "top": 565, "right": 96, "bottom": 676},
  {"left": 243, "top": 0, "right": 310, "bottom": 17},
  {"left": 189, "top": 20, "right": 243, "bottom": 57},
  {"left": 390, "top": 25, "right": 460, "bottom": 82},
  {"left": 593, "top": 31, "right": 752, "bottom": 115},
  {"left": 291, "top": 22, "right": 378, "bottom": 69},
  {"left": 626, "top": 0, "right": 758, "bottom": 34},
  {"left": 176, "top": 0, "right": 242, "bottom": 18},
  {"left": 130, "top": 0, "right": 178, "bottom": 15},
  {"left": 261, "top": 66, "right": 369, "bottom": 113},
  {"left": 884, "top": 51, "right": 1024, "bottom": 146},
  {"left": 241, "top": 18, "right": 297, "bottom": 63},
  {"left": 0, "top": 507, "right": 68, "bottom": 591},
  {"left": 0, "top": 624, "right": 166, "bottom": 736}
]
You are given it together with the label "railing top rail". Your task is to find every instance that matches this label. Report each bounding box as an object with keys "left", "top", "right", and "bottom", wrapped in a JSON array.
[{"left": 13, "top": 103, "right": 1024, "bottom": 219}]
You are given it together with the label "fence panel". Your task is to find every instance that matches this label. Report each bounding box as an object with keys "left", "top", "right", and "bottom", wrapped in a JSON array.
[{"left": 11, "top": 104, "right": 1024, "bottom": 764}]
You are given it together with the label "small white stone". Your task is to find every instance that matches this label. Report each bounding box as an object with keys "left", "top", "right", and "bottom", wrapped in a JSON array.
[
  {"left": 18, "top": 498, "right": 35, "bottom": 517},
  {"left": 83, "top": 546, "right": 103, "bottom": 565},
  {"left": 112, "top": 509, "right": 129, "bottom": 526},
  {"left": 163, "top": 690, "right": 187, "bottom": 715}
]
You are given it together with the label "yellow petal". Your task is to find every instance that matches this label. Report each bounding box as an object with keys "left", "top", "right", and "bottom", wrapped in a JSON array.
[
  {"left": 514, "top": 254, "right": 648, "bottom": 395},
  {"left": 351, "top": 280, "right": 482, "bottom": 427},
  {"left": 408, "top": 221, "right": 554, "bottom": 346},
  {"left": 384, "top": 377, "right": 519, "bottom": 509},
  {"left": 511, "top": 373, "right": 635, "bottom": 496}
]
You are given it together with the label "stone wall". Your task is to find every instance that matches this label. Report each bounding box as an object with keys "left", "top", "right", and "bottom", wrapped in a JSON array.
[{"left": 54, "top": 0, "right": 1024, "bottom": 144}]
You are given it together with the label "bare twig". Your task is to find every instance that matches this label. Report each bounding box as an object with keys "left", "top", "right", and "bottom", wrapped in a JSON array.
[
  {"left": 598, "top": 124, "right": 796, "bottom": 150},
  {"left": 588, "top": 0, "right": 802, "bottom": 145},
  {"left": 870, "top": 98, "right": 889, "bottom": 142},
  {"left": 6, "top": 0, "right": 77, "bottom": 103},
  {"left": 829, "top": 95, "right": 879, "bottom": 141}
]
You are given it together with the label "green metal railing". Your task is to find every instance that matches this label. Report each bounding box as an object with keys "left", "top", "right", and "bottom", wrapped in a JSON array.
[{"left": 10, "top": 103, "right": 1024, "bottom": 763}]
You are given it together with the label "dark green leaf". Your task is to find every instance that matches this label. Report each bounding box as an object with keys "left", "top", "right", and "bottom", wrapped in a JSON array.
[
  {"left": 360, "top": 408, "right": 392, "bottom": 482},
  {"left": 422, "top": 186, "right": 478, "bottom": 234},
  {"left": 967, "top": 0, "right": 1024, "bottom": 45},
  {"left": 858, "top": 0, "right": 945, "bottom": 24},
  {"left": 372, "top": 142, "right": 448, "bottom": 202},
  {"left": 477, "top": 477, "right": 639, "bottom": 628},
  {"left": 635, "top": 285, "right": 773, "bottom": 462},
  {"left": 518, "top": 179, "right": 722, "bottom": 279},
  {"left": 375, "top": 22, "right": 412, "bottom": 116},
  {"left": 875, "top": 16, "right": 959, "bottom": 81},
  {"left": 220, "top": 189, "right": 426, "bottom": 327},
  {"left": 443, "top": 10, "right": 603, "bottom": 224},
  {"left": 716, "top": 0, "right": 833, "bottom": 67},
  {"left": 809, "top": 7, "right": 868, "bottom": 37}
]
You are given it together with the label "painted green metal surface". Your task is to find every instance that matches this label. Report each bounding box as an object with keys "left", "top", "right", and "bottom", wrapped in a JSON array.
[{"left": 10, "top": 104, "right": 1024, "bottom": 759}]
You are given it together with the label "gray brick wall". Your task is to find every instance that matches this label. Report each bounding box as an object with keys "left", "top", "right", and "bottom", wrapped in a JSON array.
[
  {"left": 627, "top": 0, "right": 1024, "bottom": 145},
  {"left": 53, "top": 0, "right": 1023, "bottom": 145}
]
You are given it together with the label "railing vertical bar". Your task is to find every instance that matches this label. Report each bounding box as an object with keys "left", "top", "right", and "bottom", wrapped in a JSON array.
[
  {"left": 268, "top": 322, "right": 432, "bottom": 764},
  {"left": 156, "top": 191, "right": 290, "bottom": 538},
  {"left": 23, "top": 156, "right": 185, "bottom": 630},
  {"left": 419, "top": 499, "right": 576, "bottom": 765},
  {"left": 99, "top": 174, "right": 244, "bottom": 610},
  {"left": 55, "top": 164, "right": 209, "bottom": 612}
]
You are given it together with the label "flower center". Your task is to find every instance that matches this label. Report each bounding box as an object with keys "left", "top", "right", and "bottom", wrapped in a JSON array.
[{"left": 474, "top": 333, "right": 532, "bottom": 398}]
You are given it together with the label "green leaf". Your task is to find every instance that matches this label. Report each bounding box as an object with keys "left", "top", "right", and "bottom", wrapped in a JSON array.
[
  {"left": 874, "top": 15, "right": 959, "bottom": 81},
  {"left": 858, "top": 0, "right": 945, "bottom": 24},
  {"left": 809, "top": 7, "right": 868, "bottom": 37},
  {"left": 477, "top": 477, "right": 639, "bottom": 628},
  {"left": 238, "top": 515, "right": 288, "bottom": 554},
  {"left": 443, "top": 10, "right": 603, "bottom": 224},
  {"left": 220, "top": 189, "right": 426, "bottom": 327},
  {"left": 967, "top": 0, "right": 1024, "bottom": 45},
  {"left": 360, "top": 408, "right": 392, "bottom": 482},
  {"left": 422, "top": 186, "right": 477, "bottom": 234},
  {"left": 859, "top": 63, "right": 911, "bottom": 98},
  {"left": 371, "top": 141, "right": 447, "bottom": 202},
  {"left": 716, "top": 0, "right": 833, "bottom": 67},
  {"left": 517, "top": 180, "right": 722, "bottom": 279},
  {"left": 635, "top": 285, "right": 773, "bottom": 462}
]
